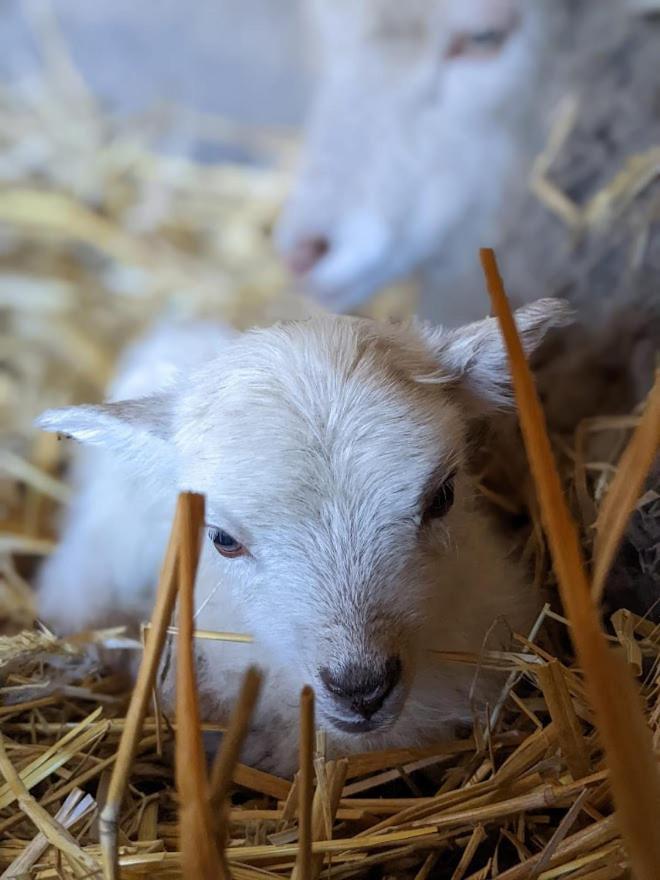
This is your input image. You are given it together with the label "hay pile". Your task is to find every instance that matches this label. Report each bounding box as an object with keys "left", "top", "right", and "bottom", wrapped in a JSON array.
[
  {"left": 0, "top": 432, "right": 658, "bottom": 879},
  {"left": 1, "top": 14, "right": 659, "bottom": 880}
]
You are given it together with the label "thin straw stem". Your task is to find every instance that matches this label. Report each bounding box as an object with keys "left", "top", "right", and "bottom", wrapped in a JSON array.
[
  {"left": 296, "top": 685, "right": 315, "bottom": 880},
  {"left": 99, "top": 497, "right": 182, "bottom": 880}
]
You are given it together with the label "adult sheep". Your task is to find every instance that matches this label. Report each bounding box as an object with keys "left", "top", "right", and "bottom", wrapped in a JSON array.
[{"left": 278, "top": 0, "right": 660, "bottom": 427}]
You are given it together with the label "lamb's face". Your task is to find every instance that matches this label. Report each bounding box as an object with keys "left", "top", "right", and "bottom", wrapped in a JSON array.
[
  {"left": 174, "top": 319, "right": 468, "bottom": 735},
  {"left": 37, "top": 301, "right": 569, "bottom": 738},
  {"left": 276, "top": 0, "right": 548, "bottom": 311}
]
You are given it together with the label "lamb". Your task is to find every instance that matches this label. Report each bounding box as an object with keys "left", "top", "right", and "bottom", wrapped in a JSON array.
[
  {"left": 277, "top": 0, "right": 660, "bottom": 432},
  {"left": 36, "top": 300, "right": 567, "bottom": 775}
]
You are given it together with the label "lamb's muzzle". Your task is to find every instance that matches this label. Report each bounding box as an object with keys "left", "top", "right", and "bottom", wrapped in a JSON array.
[{"left": 319, "top": 655, "right": 403, "bottom": 733}]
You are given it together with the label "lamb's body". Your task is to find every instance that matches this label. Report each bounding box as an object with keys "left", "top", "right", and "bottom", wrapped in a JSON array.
[
  {"left": 38, "top": 305, "right": 565, "bottom": 775},
  {"left": 38, "top": 321, "right": 238, "bottom": 632}
]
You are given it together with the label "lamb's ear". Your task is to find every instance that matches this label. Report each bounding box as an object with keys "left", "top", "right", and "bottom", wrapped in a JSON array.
[
  {"left": 421, "top": 299, "right": 572, "bottom": 413},
  {"left": 36, "top": 393, "right": 174, "bottom": 454}
]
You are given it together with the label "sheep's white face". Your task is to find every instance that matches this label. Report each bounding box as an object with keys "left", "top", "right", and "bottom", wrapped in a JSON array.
[
  {"left": 277, "top": 0, "right": 547, "bottom": 311},
  {"left": 177, "top": 321, "right": 466, "bottom": 734},
  {"left": 39, "top": 303, "right": 567, "bottom": 738}
]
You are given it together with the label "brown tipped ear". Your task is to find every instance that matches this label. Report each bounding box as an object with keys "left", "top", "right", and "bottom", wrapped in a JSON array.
[
  {"left": 419, "top": 298, "right": 573, "bottom": 413},
  {"left": 37, "top": 393, "right": 174, "bottom": 452}
]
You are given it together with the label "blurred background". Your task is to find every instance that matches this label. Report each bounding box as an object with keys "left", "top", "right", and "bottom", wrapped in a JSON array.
[
  {"left": 0, "top": 0, "right": 311, "bottom": 133},
  {"left": 1, "top": 0, "right": 322, "bottom": 603}
]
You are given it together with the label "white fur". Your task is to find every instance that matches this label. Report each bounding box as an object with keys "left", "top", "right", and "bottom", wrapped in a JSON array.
[{"left": 37, "top": 302, "right": 567, "bottom": 775}]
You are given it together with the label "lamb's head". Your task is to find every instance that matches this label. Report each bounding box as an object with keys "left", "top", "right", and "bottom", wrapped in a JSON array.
[
  {"left": 39, "top": 300, "right": 567, "bottom": 738},
  {"left": 276, "top": 0, "right": 555, "bottom": 311}
]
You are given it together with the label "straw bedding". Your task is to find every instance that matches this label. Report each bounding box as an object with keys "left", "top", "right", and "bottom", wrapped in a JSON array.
[{"left": 1, "top": 14, "right": 659, "bottom": 880}]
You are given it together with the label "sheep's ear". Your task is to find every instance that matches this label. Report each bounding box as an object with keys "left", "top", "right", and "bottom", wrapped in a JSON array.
[
  {"left": 36, "top": 394, "right": 174, "bottom": 453},
  {"left": 421, "top": 298, "right": 572, "bottom": 412}
]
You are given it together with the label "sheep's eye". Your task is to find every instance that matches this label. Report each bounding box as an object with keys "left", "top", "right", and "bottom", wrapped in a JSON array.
[
  {"left": 468, "top": 28, "right": 509, "bottom": 49},
  {"left": 446, "top": 21, "right": 517, "bottom": 59},
  {"left": 422, "top": 477, "right": 455, "bottom": 524},
  {"left": 208, "top": 527, "right": 246, "bottom": 558}
]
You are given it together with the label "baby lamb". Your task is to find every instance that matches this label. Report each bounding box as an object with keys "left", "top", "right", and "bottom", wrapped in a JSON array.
[{"left": 37, "top": 301, "right": 566, "bottom": 776}]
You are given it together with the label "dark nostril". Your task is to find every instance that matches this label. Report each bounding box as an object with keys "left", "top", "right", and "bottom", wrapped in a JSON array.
[
  {"left": 319, "top": 667, "right": 345, "bottom": 698},
  {"left": 286, "top": 236, "right": 330, "bottom": 275},
  {"left": 320, "top": 656, "right": 402, "bottom": 719}
]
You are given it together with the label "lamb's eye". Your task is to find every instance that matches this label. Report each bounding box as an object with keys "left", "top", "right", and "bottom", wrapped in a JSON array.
[
  {"left": 208, "top": 527, "right": 246, "bottom": 558},
  {"left": 422, "top": 477, "right": 455, "bottom": 523}
]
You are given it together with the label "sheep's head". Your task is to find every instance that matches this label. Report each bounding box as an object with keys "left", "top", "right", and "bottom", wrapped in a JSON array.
[
  {"left": 277, "top": 0, "right": 553, "bottom": 311},
  {"left": 39, "top": 300, "right": 568, "bottom": 737}
]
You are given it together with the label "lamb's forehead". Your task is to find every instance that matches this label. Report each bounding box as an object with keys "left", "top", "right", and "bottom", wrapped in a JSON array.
[
  {"left": 174, "top": 317, "right": 465, "bottom": 520},
  {"left": 179, "top": 316, "right": 459, "bottom": 440},
  {"left": 195, "top": 314, "right": 444, "bottom": 394}
]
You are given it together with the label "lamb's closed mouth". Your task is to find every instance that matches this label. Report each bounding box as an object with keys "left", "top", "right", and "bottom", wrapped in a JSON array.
[{"left": 328, "top": 716, "right": 392, "bottom": 735}]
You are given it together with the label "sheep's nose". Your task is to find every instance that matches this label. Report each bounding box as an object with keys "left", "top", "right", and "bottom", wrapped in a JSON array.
[
  {"left": 319, "top": 656, "right": 402, "bottom": 720},
  {"left": 284, "top": 236, "right": 329, "bottom": 275}
]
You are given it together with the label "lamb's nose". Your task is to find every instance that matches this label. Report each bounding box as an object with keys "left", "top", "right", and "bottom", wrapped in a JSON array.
[
  {"left": 285, "top": 236, "right": 329, "bottom": 275},
  {"left": 320, "top": 656, "right": 402, "bottom": 719}
]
